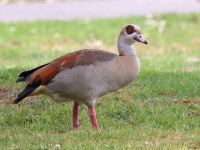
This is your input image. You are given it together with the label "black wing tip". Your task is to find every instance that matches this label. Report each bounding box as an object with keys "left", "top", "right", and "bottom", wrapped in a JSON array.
[
  {"left": 16, "top": 77, "right": 25, "bottom": 83},
  {"left": 13, "top": 82, "right": 41, "bottom": 104},
  {"left": 13, "top": 94, "right": 25, "bottom": 104},
  {"left": 16, "top": 64, "right": 48, "bottom": 83},
  {"left": 13, "top": 98, "right": 21, "bottom": 104}
]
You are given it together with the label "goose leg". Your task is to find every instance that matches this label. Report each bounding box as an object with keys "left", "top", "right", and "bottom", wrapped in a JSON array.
[
  {"left": 88, "top": 107, "right": 99, "bottom": 129},
  {"left": 73, "top": 102, "right": 79, "bottom": 130}
]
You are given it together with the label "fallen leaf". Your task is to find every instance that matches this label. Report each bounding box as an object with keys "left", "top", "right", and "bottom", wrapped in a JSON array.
[
  {"left": 139, "top": 101, "right": 147, "bottom": 106},
  {"left": 186, "top": 57, "right": 200, "bottom": 63},
  {"left": 173, "top": 99, "right": 200, "bottom": 104},
  {"left": 190, "top": 38, "right": 200, "bottom": 44},
  {"left": 0, "top": 100, "right": 4, "bottom": 104},
  {"left": 165, "top": 133, "right": 184, "bottom": 143},
  {"left": 185, "top": 66, "right": 198, "bottom": 72},
  {"left": 0, "top": 88, "right": 9, "bottom": 93},
  {"left": 158, "top": 91, "right": 176, "bottom": 96},
  {"left": 51, "top": 130, "right": 65, "bottom": 135},
  {"left": 191, "top": 142, "right": 200, "bottom": 149},
  {"left": 12, "top": 40, "right": 21, "bottom": 46},
  {"left": 85, "top": 40, "right": 103, "bottom": 48}
]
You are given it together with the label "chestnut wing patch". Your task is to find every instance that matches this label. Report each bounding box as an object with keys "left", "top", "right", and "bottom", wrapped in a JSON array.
[{"left": 18, "top": 49, "right": 117, "bottom": 85}]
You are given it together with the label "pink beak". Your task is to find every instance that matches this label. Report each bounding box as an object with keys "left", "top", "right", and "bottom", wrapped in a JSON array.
[{"left": 134, "top": 37, "right": 148, "bottom": 45}]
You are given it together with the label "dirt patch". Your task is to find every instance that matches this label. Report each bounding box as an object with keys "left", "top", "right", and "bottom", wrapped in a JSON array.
[
  {"left": 191, "top": 142, "right": 200, "bottom": 149},
  {"left": 0, "top": 88, "right": 17, "bottom": 104},
  {"left": 0, "top": 88, "right": 9, "bottom": 101},
  {"left": 173, "top": 99, "right": 200, "bottom": 104}
]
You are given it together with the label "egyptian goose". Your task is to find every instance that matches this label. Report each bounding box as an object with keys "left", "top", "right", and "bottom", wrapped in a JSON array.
[{"left": 14, "top": 24, "right": 148, "bottom": 130}]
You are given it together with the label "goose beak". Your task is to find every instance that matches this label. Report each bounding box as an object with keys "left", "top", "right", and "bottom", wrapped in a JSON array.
[
  {"left": 143, "top": 40, "right": 148, "bottom": 45},
  {"left": 134, "top": 36, "right": 148, "bottom": 45},
  {"left": 135, "top": 38, "right": 148, "bottom": 45}
]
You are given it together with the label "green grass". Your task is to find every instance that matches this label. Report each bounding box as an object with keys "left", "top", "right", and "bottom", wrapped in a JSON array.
[{"left": 0, "top": 14, "right": 200, "bottom": 149}]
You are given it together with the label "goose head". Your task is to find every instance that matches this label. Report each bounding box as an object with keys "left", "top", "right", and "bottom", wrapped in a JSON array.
[{"left": 118, "top": 24, "right": 148, "bottom": 55}]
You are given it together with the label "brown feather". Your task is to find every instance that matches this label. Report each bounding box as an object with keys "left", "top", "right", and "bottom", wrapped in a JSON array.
[{"left": 25, "top": 49, "right": 117, "bottom": 85}]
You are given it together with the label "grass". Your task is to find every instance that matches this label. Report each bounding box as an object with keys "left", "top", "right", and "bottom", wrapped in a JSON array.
[{"left": 0, "top": 14, "right": 200, "bottom": 149}]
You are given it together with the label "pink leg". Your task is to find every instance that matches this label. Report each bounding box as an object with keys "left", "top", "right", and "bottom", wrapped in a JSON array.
[
  {"left": 88, "top": 107, "right": 99, "bottom": 129},
  {"left": 73, "top": 102, "right": 79, "bottom": 130}
]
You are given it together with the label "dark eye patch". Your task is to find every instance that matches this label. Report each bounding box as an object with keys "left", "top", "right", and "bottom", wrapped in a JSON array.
[{"left": 125, "top": 25, "right": 136, "bottom": 35}]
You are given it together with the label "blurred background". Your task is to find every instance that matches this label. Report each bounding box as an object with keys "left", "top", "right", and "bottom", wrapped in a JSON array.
[{"left": 0, "top": 0, "right": 200, "bottom": 22}]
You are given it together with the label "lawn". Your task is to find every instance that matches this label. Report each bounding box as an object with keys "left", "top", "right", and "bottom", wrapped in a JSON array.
[{"left": 0, "top": 14, "right": 200, "bottom": 149}]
